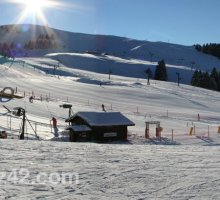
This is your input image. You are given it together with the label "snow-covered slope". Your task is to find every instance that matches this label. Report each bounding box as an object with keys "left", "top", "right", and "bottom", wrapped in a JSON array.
[
  {"left": 1, "top": 140, "right": 220, "bottom": 199},
  {"left": 1, "top": 24, "right": 220, "bottom": 84},
  {"left": 1, "top": 25, "right": 220, "bottom": 199},
  {"left": 1, "top": 57, "right": 220, "bottom": 145}
]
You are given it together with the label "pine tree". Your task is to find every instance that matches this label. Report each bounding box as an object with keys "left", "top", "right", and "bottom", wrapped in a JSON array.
[
  {"left": 210, "top": 67, "right": 219, "bottom": 89},
  {"left": 200, "top": 72, "right": 210, "bottom": 89},
  {"left": 191, "top": 69, "right": 218, "bottom": 91},
  {"left": 154, "top": 60, "right": 167, "bottom": 81},
  {"left": 191, "top": 70, "right": 200, "bottom": 86}
]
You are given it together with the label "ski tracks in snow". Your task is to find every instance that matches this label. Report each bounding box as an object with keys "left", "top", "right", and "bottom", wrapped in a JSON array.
[{"left": 1, "top": 140, "right": 220, "bottom": 199}]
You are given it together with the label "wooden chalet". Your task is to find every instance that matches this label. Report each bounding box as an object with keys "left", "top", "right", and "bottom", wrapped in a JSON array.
[{"left": 65, "top": 112, "right": 135, "bottom": 142}]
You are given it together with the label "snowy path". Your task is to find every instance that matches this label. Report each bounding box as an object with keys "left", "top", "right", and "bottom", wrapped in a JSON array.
[{"left": 0, "top": 140, "right": 220, "bottom": 199}]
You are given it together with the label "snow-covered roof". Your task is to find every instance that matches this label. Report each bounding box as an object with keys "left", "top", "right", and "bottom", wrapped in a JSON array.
[
  {"left": 66, "top": 125, "right": 92, "bottom": 132},
  {"left": 66, "top": 112, "right": 135, "bottom": 127}
]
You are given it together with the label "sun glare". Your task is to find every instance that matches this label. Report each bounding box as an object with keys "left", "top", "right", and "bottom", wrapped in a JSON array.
[
  {"left": 11, "top": 0, "right": 58, "bottom": 24},
  {"left": 24, "top": 0, "right": 45, "bottom": 13},
  {"left": 8, "top": 0, "right": 79, "bottom": 25}
]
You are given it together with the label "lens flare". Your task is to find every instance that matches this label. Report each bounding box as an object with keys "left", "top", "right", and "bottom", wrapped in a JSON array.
[{"left": 8, "top": 0, "right": 61, "bottom": 24}]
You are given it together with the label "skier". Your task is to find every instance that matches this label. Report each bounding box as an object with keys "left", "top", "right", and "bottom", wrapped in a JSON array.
[
  {"left": 102, "top": 104, "right": 106, "bottom": 112},
  {"left": 51, "top": 117, "right": 57, "bottom": 128},
  {"left": 50, "top": 117, "right": 58, "bottom": 137}
]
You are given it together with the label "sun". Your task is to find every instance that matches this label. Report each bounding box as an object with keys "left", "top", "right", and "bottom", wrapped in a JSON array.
[
  {"left": 9, "top": 0, "right": 78, "bottom": 25},
  {"left": 11, "top": 0, "right": 57, "bottom": 24},
  {"left": 24, "top": 0, "right": 45, "bottom": 14},
  {"left": 19, "top": 0, "right": 51, "bottom": 23}
]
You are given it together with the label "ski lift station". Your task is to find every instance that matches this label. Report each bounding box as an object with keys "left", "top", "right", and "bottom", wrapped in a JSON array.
[{"left": 65, "top": 112, "right": 135, "bottom": 142}]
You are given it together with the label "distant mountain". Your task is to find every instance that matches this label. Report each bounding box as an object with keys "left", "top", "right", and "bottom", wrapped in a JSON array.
[{"left": 1, "top": 24, "right": 220, "bottom": 84}]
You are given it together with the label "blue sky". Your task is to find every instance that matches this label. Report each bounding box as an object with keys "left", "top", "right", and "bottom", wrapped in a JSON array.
[{"left": 0, "top": 0, "right": 220, "bottom": 45}]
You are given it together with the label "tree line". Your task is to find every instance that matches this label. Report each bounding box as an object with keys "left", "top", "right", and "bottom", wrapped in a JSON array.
[
  {"left": 191, "top": 67, "right": 220, "bottom": 91},
  {"left": 0, "top": 33, "right": 58, "bottom": 58},
  {"left": 150, "top": 60, "right": 220, "bottom": 92},
  {"left": 195, "top": 43, "right": 220, "bottom": 59},
  {"left": 0, "top": 42, "right": 13, "bottom": 58},
  {"left": 24, "top": 34, "right": 57, "bottom": 50}
]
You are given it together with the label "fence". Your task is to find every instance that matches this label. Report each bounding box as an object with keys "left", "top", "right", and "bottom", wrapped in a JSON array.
[
  {"left": 0, "top": 112, "right": 67, "bottom": 140},
  {"left": 2, "top": 85, "right": 220, "bottom": 143}
]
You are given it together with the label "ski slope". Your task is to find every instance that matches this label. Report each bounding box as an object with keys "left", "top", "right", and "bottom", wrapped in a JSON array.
[
  {"left": 1, "top": 24, "right": 220, "bottom": 199},
  {"left": 1, "top": 50, "right": 220, "bottom": 199},
  {"left": 1, "top": 24, "right": 220, "bottom": 84},
  {"left": 1, "top": 56, "right": 220, "bottom": 144},
  {"left": 1, "top": 140, "right": 220, "bottom": 199}
]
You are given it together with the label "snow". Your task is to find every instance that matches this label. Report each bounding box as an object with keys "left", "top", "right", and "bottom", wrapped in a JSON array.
[
  {"left": 1, "top": 140, "right": 220, "bottom": 199},
  {"left": 1, "top": 24, "right": 220, "bottom": 199},
  {"left": 66, "top": 112, "right": 135, "bottom": 127},
  {"left": 1, "top": 24, "right": 220, "bottom": 83},
  {"left": 67, "top": 125, "right": 92, "bottom": 132},
  {"left": 1, "top": 56, "right": 220, "bottom": 199},
  {"left": 1, "top": 54, "right": 220, "bottom": 144}
]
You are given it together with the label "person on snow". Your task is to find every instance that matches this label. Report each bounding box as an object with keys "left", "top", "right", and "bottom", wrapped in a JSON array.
[
  {"left": 102, "top": 104, "right": 106, "bottom": 112},
  {"left": 50, "top": 117, "right": 58, "bottom": 137}
]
